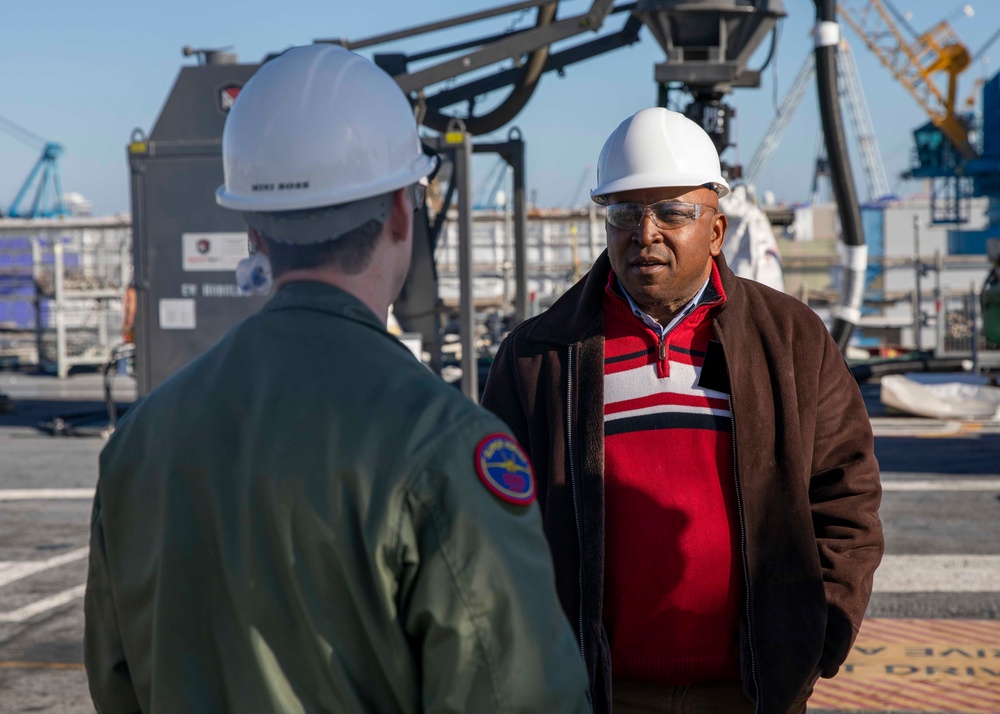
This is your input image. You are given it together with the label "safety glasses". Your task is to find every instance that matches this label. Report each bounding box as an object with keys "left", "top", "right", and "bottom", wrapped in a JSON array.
[{"left": 605, "top": 200, "right": 716, "bottom": 231}]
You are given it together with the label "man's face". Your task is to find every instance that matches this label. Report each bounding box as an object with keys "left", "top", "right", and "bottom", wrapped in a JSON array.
[{"left": 605, "top": 185, "right": 726, "bottom": 323}]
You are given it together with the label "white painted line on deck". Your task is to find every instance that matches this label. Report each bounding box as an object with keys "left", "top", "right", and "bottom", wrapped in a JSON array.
[
  {"left": 0, "top": 547, "right": 89, "bottom": 589},
  {"left": 873, "top": 555, "right": 1000, "bottom": 592},
  {"left": 0, "top": 489, "right": 94, "bottom": 501},
  {"left": 0, "top": 584, "right": 86, "bottom": 623},
  {"left": 882, "top": 479, "right": 1000, "bottom": 491}
]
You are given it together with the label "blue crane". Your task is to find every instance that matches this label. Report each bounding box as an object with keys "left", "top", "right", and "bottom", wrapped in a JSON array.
[{"left": 0, "top": 114, "right": 70, "bottom": 219}]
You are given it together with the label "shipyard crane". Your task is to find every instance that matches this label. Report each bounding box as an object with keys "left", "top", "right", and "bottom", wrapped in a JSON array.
[
  {"left": 837, "top": 0, "right": 976, "bottom": 160},
  {"left": 0, "top": 114, "right": 70, "bottom": 219},
  {"left": 744, "top": 39, "right": 891, "bottom": 203}
]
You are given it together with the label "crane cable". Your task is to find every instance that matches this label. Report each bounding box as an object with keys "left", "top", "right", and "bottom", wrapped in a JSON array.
[{"left": 0, "top": 114, "right": 47, "bottom": 148}]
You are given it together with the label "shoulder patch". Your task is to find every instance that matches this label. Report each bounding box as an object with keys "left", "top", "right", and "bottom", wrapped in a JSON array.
[{"left": 474, "top": 434, "right": 536, "bottom": 506}]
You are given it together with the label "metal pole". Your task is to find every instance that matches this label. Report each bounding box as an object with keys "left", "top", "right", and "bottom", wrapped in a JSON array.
[
  {"left": 913, "top": 215, "right": 922, "bottom": 350},
  {"left": 970, "top": 282, "right": 980, "bottom": 372},
  {"left": 453, "top": 130, "right": 477, "bottom": 401},
  {"left": 589, "top": 200, "right": 600, "bottom": 263},
  {"left": 512, "top": 137, "right": 528, "bottom": 325},
  {"left": 328, "top": 0, "right": 554, "bottom": 50},
  {"left": 504, "top": 167, "right": 514, "bottom": 307},
  {"left": 31, "top": 236, "right": 43, "bottom": 367},
  {"left": 571, "top": 224, "right": 580, "bottom": 282},
  {"left": 54, "top": 239, "right": 67, "bottom": 379},
  {"left": 933, "top": 250, "right": 942, "bottom": 357}
]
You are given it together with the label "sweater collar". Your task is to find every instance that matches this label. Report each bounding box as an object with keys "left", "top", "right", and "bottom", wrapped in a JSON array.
[
  {"left": 607, "top": 268, "right": 720, "bottom": 339},
  {"left": 524, "top": 251, "right": 739, "bottom": 345}
]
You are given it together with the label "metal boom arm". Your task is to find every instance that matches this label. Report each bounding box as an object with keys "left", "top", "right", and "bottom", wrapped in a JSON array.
[
  {"left": 319, "top": 0, "right": 626, "bottom": 135},
  {"left": 838, "top": 0, "right": 975, "bottom": 159}
]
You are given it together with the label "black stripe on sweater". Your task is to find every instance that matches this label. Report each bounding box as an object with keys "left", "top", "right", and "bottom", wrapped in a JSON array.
[
  {"left": 605, "top": 346, "right": 655, "bottom": 365},
  {"left": 605, "top": 411, "right": 732, "bottom": 436},
  {"left": 669, "top": 344, "right": 707, "bottom": 358}
]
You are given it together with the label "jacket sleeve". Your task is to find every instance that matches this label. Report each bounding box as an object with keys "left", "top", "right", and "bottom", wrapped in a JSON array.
[
  {"left": 809, "top": 332, "right": 884, "bottom": 678},
  {"left": 398, "top": 419, "right": 589, "bottom": 714},
  {"left": 84, "top": 491, "right": 142, "bottom": 714}
]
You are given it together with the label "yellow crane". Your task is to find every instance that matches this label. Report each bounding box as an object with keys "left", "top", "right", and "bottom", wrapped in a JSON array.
[{"left": 837, "top": 0, "right": 976, "bottom": 159}]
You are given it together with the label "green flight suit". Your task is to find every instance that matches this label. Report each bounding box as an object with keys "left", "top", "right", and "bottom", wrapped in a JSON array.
[{"left": 85, "top": 281, "right": 590, "bottom": 714}]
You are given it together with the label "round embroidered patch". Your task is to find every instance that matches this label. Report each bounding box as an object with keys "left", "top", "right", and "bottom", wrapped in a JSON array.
[{"left": 475, "top": 433, "right": 536, "bottom": 506}]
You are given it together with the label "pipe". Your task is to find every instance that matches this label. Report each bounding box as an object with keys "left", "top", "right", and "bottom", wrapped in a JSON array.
[
  {"left": 850, "top": 355, "right": 972, "bottom": 384},
  {"left": 814, "top": 0, "right": 866, "bottom": 352},
  {"left": 421, "top": 3, "right": 557, "bottom": 136}
]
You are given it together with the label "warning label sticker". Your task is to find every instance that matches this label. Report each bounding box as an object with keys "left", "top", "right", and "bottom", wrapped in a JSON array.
[
  {"left": 159, "top": 298, "right": 196, "bottom": 330},
  {"left": 182, "top": 233, "right": 247, "bottom": 272}
]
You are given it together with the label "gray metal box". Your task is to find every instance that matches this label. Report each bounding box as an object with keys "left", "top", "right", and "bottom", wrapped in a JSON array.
[{"left": 129, "top": 61, "right": 266, "bottom": 395}]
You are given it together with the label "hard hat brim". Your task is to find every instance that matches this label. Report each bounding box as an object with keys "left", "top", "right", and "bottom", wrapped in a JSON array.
[{"left": 591, "top": 174, "right": 730, "bottom": 204}]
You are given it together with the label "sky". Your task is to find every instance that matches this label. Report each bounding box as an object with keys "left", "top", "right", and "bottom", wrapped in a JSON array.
[{"left": 2, "top": 0, "right": 998, "bottom": 217}]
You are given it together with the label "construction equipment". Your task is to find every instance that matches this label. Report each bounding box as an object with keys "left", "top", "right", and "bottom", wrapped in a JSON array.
[
  {"left": 132, "top": 0, "right": 882, "bottom": 395},
  {"left": 744, "top": 40, "right": 891, "bottom": 203},
  {"left": 838, "top": 0, "right": 975, "bottom": 160},
  {"left": 0, "top": 115, "right": 70, "bottom": 219},
  {"left": 984, "top": 240, "right": 1000, "bottom": 345}
]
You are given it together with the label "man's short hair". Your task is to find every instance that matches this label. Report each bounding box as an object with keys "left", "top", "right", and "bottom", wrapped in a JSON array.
[{"left": 261, "top": 218, "right": 384, "bottom": 277}]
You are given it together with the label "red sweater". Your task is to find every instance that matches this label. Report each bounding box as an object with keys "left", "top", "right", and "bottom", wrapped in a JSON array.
[{"left": 602, "top": 265, "right": 741, "bottom": 684}]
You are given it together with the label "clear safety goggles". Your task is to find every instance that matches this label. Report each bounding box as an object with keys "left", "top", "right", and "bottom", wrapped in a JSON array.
[{"left": 605, "top": 200, "right": 717, "bottom": 231}]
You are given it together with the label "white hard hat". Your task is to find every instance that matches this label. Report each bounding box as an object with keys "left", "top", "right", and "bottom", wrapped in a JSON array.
[
  {"left": 590, "top": 107, "right": 730, "bottom": 204},
  {"left": 216, "top": 44, "right": 436, "bottom": 213}
]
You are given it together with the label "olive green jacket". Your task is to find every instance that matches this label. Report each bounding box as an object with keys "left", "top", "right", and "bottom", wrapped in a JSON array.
[{"left": 85, "top": 281, "right": 589, "bottom": 714}]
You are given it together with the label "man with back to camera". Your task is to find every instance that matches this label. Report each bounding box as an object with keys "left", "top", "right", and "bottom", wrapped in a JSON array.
[
  {"left": 481, "top": 107, "right": 883, "bottom": 713},
  {"left": 84, "top": 44, "right": 590, "bottom": 714}
]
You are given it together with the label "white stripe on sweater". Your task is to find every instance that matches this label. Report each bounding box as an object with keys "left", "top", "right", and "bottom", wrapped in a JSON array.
[
  {"left": 606, "top": 402, "right": 732, "bottom": 423},
  {"left": 605, "top": 360, "right": 728, "bottom": 407}
]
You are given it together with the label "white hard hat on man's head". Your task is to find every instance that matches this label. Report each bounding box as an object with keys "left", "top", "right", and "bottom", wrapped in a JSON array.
[
  {"left": 216, "top": 44, "right": 436, "bottom": 218},
  {"left": 590, "top": 107, "right": 730, "bottom": 205}
]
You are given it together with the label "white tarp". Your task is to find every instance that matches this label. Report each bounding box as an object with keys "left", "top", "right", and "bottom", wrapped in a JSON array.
[
  {"left": 880, "top": 374, "right": 1000, "bottom": 420},
  {"left": 720, "top": 185, "right": 784, "bottom": 292}
]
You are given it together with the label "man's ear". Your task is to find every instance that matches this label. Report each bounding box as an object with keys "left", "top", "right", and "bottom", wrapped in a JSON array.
[
  {"left": 387, "top": 187, "right": 411, "bottom": 243},
  {"left": 710, "top": 212, "right": 727, "bottom": 256}
]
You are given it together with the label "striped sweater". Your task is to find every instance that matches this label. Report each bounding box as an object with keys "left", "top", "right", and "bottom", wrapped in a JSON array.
[{"left": 602, "top": 264, "right": 742, "bottom": 685}]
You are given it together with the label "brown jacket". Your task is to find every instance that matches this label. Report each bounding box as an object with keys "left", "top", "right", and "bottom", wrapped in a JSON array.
[{"left": 481, "top": 252, "right": 883, "bottom": 714}]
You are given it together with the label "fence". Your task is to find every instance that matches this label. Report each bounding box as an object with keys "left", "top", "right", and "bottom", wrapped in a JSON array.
[
  {"left": 935, "top": 286, "right": 1000, "bottom": 370},
  {"left": 1, "top": 210, "right": 995, "bottom": 375},
  {"left": 0, "top": 217, "right": 131, "bottom": 377},
  {"left": 434, "top": 208, "right": 603, "bottom": 313}
]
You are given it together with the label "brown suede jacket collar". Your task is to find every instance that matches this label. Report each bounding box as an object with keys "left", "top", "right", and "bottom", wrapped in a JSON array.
[{"left": 520, "top": 251, "right": 750, "bottom": 345}]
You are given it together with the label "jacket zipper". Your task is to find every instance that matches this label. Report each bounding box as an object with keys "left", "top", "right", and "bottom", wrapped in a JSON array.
[
  {"left": 726, "top": 370, "right": 760, "bottom": 713},
  {"left": 658, "top": 334, "right": 667, "bottom": 362},
  {"left": 566, "top": 345, "right": 592, "bottom": 710}
]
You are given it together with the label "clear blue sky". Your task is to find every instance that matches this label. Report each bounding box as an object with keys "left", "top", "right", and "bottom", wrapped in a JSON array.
[{"left": 2, "top": 0, "right": 997, "bottom": 216}]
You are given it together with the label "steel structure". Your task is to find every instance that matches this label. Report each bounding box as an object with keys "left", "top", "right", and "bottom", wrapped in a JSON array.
[
  {"left": 836, "top": 40, "right": 892, "bottom": 202},
  {"left": 0, "top": 216, "right": 130, "bottom": 376},
  {"left": 837, "top": 0, "right": 975, "bottom": 160},
  {"left": 333, "top": 0, "right": 785, "bottom": 386},
  {"left": 323, "top": 0, "right": 785, "bottom": 159},
  {"left": 137, "top": 1, "right": 880, "bottom": 396},
  {"left": 745, "top": 40, "right": 890, "bottom": 203},
  {"left": 0, "top": 115, "right": 70, "bottom": 219}
]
